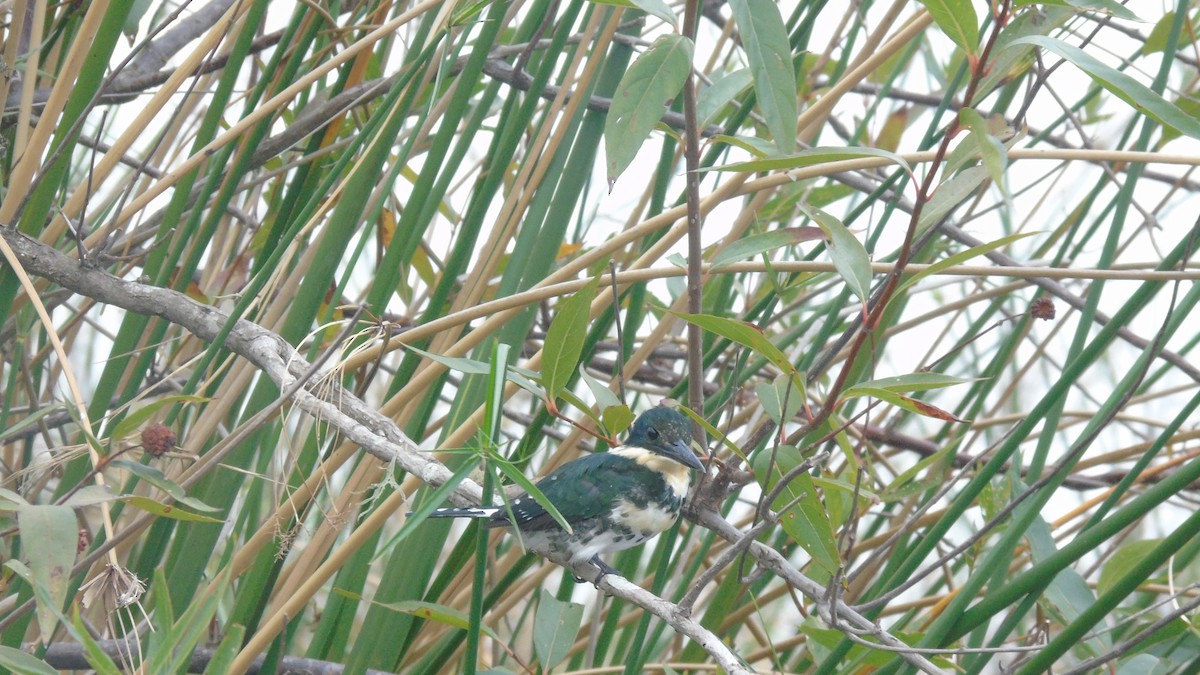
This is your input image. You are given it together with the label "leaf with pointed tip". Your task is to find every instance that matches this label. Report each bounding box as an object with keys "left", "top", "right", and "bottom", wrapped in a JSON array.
[
  {"left": 494, "top": 458, "right": 574, "bottom": 535},
  {"left": 110, "top": 459, "right": 219, "bottom": 512},
  {"left": 1011, "top": 36, "right": 1200, "bottom": 140},
  {"left": 119, "top": 496, "right": 225, "bottom": 522},
  {"left": 0, "top": 487, "right": 28, "bottom": 511},
  {"left": 897, "top": 232, "right": 1038, "bottom": 295},
  {"left": 848, "top": 372, "right": 977, "bottom": 394},
  {"left": 605, "top": 34, "right": 693, "bottom": 183},
  {"left": 543, "top": 277, "right": 600, "bottom": 403},
  {"left": 841, "top": 387, "right": 969, "bottom": 423},
  {"left": 672, "top": 311, "right": 793, "bottom": 375},
  {"left": 404, "top": 345, "right": 490, "bottom": 375},
  {"left": 918, "top": 0, "right": 979, "bottom": 55},
  {"left": 752, "top": 445, "right": 840, "bottom": 580},
  {"left": 676, "top": 404, "right": 744, "bottom": 461},
  {"left": 728, "top": 0, "right": 797, "bottom": 153},
  {"left": 958, "top": 107, "right": 1008, "bottom": 190},
  {"left": 706, "top": 146, "right": 913, "bottom": 175},
  {"left": 802, "top": 205, "right": 872, "bottom": 306},
  {"left": 711, "top": 227, "right": 827, "bottom": 270},
  {"left": 109, "top": 395, "right": 207, "bottom": 442},
  {"left": 918, "top": 165, "right": 989, "bottom": 233}
]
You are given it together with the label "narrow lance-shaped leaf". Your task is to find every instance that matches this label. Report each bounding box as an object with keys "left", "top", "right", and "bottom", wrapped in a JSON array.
[
  {"left": 710, "top": 227, "right": 827, "bottom": 270},
  {"left": 728, "top": 0, "right": 797, "bottom": 153},
  {"left": 706, "top": 146, "right": 913, "bottom": 176},
  {"left": 589, "top": 0, "right": 678, "bottom": 28},
  {"left": 605, "top": 34, "right": 693, "bottom": 184},
  {"left": 801, "top": 205, "right": 872, "bottom": 308},
  {"left": 1010, "top": 35, "right": 1200, "bottom": 140},
  {"left": 672, "top": 311, "right": 793, "bottom": 375},
  {"left": 541, "top": 277, "right": 600, "bottom": 405}
]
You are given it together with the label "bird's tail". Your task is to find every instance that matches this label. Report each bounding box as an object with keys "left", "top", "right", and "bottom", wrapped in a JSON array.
[{"left": 424, "top": 506, "right": 500, "bottom": 519}]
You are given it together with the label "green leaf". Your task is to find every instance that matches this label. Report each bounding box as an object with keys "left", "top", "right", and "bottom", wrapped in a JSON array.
[
  {"left": 848, "top": 372, "right": 977, "bottom": 394},
  {"left": 918, "top": 165, "right": 989, "bottom": 232},
  {"left": 17, "top": 505, "right": 78, "bottom": 643},
  {"left": 752, "top": 446, "right": 840, "bottom": 580},
  {"left": 108, "top": 394, "right": 207, "bottom": 442},
  {"left": 1, "top": 403, "right": 67, "bottom": 443},
  {"left": 710, "top": 227, "right": 827, "bottom": 270},
  {"left": 352, "top": 597, "right": 501, "bottom": 640},
  {"left": 676, "top": 404, "right": 744, "bottom": 461},
  {"left": 404, "top": 345, "right": 490, "bottom": 375},
  {"left": 605, "top": 34, "right": 694, "bottom": 182},
  {"left": 840, "top": 387, "right": 969, "bottom": 423},
  {"left": 0, "top": 487, "right": 28, "bottom": 511},
  {"left": 1098, "top": 539, "right": 1162, "bottom": 597},
  {"left": 119, "top": 495, "right": 226, "bottom": 522},
  {"left": 542, "top": 277, "right": 600, "bottom": 403},
  {"left": 0, "top": 646, "right": 58, "bottom": 675},
  {"left": 1146, "top": 12, "right": 1187, "bottom": 53},
  {"left": 494, "top": 459, "right": 574, "bottom": 535},
  {"left": 897, "top": 231, "right": 1038, "bottom": 295},
  {"left": 63, "top": 485, "right": 118, "bottom": 507},
  {"left": 917, "top": 0, "right": 979, "bottom": 55},
  {"left": 109, "top": 459, "right": 219, "bottom": 512},
  {"left": 1015, "top": 0, "right": 1140, "bottom": 22},
  {"left": 578, "top": 363, "right": 622, "bottom": 410},
  {"left": 589, "top": 0, "right": 678, "bottom": 27},
  {"left": 534, "top": 588, "right": 585, "bottom": 669},
  {"left": 202, "top": 623, "right": 246, "bottom": 675},
  {"left": 696, "top": 68, "right": 752, "bottom": 127},
  {"left": 727, "top": 0, "right": 797, "bottom": 153},
  {"left": 671, "top": 311, "right": 793, "bottom": 374},
  {"left": 601, "top": 404, "right": 635, "bottom": 437},
  {"left": 958, "top": 107, "right": 1008, "bottom": 190},
  {"left": 707, "top": 145, "right": 913, "bottom": 175},
  {"left": 706, "top": 134, "right": 778, "bottom": 158},
  {"left": 1010, "top": 36, "right": 1200, "bottom": 140},
  {"left": 801, "top": 205, "right": 872, "bottom": 306},
  {"left": 756, "top": 373, "right": 806, "bottom": 425}
]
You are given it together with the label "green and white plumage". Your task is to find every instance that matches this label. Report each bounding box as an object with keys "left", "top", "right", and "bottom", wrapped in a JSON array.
[{"left": 426, "top": 407, "right": 704, "bottom": 578}]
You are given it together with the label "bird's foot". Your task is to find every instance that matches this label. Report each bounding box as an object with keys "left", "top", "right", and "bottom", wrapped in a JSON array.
[{"left": 587, "top": 556, "right": 622, "bottom": 587}]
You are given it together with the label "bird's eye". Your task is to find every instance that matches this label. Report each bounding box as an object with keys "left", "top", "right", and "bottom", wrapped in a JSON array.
[{"left": 647, "top": 428, "right": 659, "bottom": 440}]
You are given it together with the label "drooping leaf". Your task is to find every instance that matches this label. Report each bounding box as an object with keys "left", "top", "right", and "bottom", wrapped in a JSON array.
[
  {"left": 605, "top": 34, "right": 694, "bottom": 183},
  {"left": 672, "top": 311, "right": 792, "bottom": 374},
  {"left": 802, "top": 205, "right": 872, "bottom": 306},
  {"left": 404, "top": 345, "right": 490, "bottom": 375},
  {"left": 840, "top": 387, "right": 969, "bottom": 423},
  {"left": 601, "top": 404, "right": 635, "bottom": 437},
  {"left": 0, "top": 646, "right": 59, "bottom": 675},
  {"left": 1010, "top": 36, "right": 1200, "bottom": 140},
  {"left": 727, "top": 0, "right": 797, "bottom": 153},
  {"left": 848, "top": 372, "right": 977, "bottom": 394},
  {"left": 752, "top": 445, "right": 840, "bottom": 580},
  {"left": 1098, "top": 539, "right": 1163, "bottom": 597},
  {"left": 534, "top": 588, "right": 585, "bottom": 669},
  {"left": 710, "top": 227, "right": 827, "bottom": 270},
  {"left": 108, "top": 394, "right": 207, "bottom": 442},
  {"left": 119, "top": 496, "right": 225, "bottom": 522},
  {"left": 109, "top": 459, "right": 219, "bottom": 512},
  {"left": 958, "top": 107, "right": 1008, "bottom": 190}
]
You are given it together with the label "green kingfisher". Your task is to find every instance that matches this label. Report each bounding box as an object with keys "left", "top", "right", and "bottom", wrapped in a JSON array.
[{"left": 425, "top": 407, "right": 705, "bottom": 580}]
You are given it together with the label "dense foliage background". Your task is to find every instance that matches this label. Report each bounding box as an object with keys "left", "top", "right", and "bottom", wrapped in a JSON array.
[{"left": 3, "top": 0, "right": 1200, "bottom": 672}]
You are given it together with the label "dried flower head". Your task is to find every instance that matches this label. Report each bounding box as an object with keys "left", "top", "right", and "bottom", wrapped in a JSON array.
[
  {"left": 141, "top": 423, "right": 177, "bottom": 458},
  {"left": 1030, "top": 297, "right": 1056, "bottom": 321}
]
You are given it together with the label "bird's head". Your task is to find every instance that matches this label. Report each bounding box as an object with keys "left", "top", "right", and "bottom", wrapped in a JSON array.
[{"left": 625, "top": 407, "right": 705, "bottom": 471}]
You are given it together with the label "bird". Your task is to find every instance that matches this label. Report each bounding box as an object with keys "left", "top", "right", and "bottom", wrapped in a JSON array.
[{"left": 423, "top": 406, "right": 706, "bottom": 581}]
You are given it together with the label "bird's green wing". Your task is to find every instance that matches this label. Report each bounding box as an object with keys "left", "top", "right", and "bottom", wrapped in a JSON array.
[{"left": 496, "top": 453, "right": 642, "bottom": 532}]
